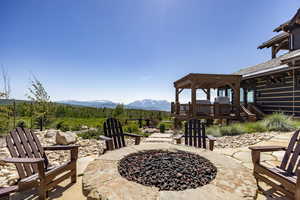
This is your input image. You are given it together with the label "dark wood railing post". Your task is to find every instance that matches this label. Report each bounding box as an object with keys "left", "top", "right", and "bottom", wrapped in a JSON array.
[
  {"left": 191, "top": 86, "right": 196, "bottom": 117},
  {"left": 176, "top": 103, "right": 180, "bottom": 115}
]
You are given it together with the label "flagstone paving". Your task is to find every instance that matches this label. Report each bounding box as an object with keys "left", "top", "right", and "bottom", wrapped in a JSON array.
[
  {"left": 143, "top": 133, "right": 174, "bottom": 143},
  {"left": 8, "top": 131, "right": 294, "bottom": 200},
  {"left": 83, "top": 143, "right": 257, "bottom": 200}
]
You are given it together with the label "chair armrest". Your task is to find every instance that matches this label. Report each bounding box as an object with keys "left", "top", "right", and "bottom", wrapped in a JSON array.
[
  {"left": 206, "top": 135, "right": 216, "bottom": 151},
  {"left": 206, "top": 135, "right": 216, "bottom": 141},
  {"left": 174, "top": 134, "right": 184, "bottom": 144},
  {"left": 174, "top": 134, "right": 184, "bottom": 140},
  {"left": 1, "top": 157, "right": 44, "bottom": 164},
  {"left": 123, "top": 133, "right": 141, "bottom": 138},
  {"left": 99, "top": 135, "right": 114, "bottom": 151},
  {"left": 99, "top": 135, "right": 113, "bottom": 141},
  {"left": 123, "top": 133, "right": 141, "bottom": 145},
  {"left": 249, "top": 146, "right": 286, "bottom": 152},
  {"left": 44, "top": 145, "right": 79, "bottom": 151}
]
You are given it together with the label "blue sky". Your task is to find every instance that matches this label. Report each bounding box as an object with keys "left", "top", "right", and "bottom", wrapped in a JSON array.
[{"left": 0, "top": 1, "right": 299, "bottom": 103}]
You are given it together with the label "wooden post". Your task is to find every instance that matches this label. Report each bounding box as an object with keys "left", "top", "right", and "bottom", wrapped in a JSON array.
[
  {"left": 272, "top": 46, "right": 276, "bottom": 59},
  {"left": 175, "top": 88, "right": 179, "bottom": 103},
  {"left": 225, "top": 88, "right": 228, "bottom": 97},
  {"left": 234, "top": 83, "right": 241, "bottom": 119},
  {"left": 207, "top": 89, "right": 211, "bottom": 101},
  {"left": 243, "top": 88, "right": 248, "bottom": 107},
  {"left": 191, "top": 86, "right": 197, "bottom": 117},
  {"left": 175, "top": 88, "right": 179, "bottom": 115},
  {"left": 217, "top": 89, "right": 220, "bottom": 97}
]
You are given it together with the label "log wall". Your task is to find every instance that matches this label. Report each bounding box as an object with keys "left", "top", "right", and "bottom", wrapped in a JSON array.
[{"left": 253, "top": 70, "right": 300, "bottom": 115}]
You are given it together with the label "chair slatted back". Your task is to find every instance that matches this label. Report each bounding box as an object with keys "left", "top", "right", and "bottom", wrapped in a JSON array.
[
  {"left": 103, "top": 118, "right": 126, "bottom": 149},
  {"left": 184, "top": 119, "right": 206, "bottom": 148},
  {"left": 280, "top": 130, "right": 300, "bottom": 175},
  {"left": 6, "top": 127, "right": 48, "bottom": 179}
]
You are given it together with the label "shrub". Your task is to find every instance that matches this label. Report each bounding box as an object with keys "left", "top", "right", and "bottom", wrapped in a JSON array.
[
  {"left": 159, "top": 121, "right": 173, "bottom": 130},
  {"left": 124, "top": 123, "right": 139, "bottom": 133},
  {"left": 70, "top": 125, "right": 81, "bottom": 131},
  {"left": 150, "top": 119, "right": 160, "bottom": 127},
  {"left": 206, "top": 125, "right": 221, "bottom": 137},
  {"left": 229, "top": 124, "right": 245, "bottom": 136},
  {"left": 243, "top": 122, "right": 267, "bottom": 133},
  {"left": 16, "top": 120, "right": 27, "bottom": 128},
  {"left": 218, "top": 124, "right": 245, "bottom": 136},
  {"left": 56, "top": 121, "right": 70, "bottom": 132},
  {"left": 159, "top": 124, "right": 166, "bottom": 133},
  {"left": 56, "top": 121, "right": 64, "bottom": 130},
  {"left": 264, "top": 113, "right": 295, "bottom": 132},
  {"left": 78, "top": 129, "right": 103, "bottom": 140},
  {"left": 219, "top": 126, "right": 232, "bottom": 136}
]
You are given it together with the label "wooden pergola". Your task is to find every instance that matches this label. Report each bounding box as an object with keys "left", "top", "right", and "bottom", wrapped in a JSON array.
[{"left": 172, "top": 73, "right": 243, "bottom": 126}]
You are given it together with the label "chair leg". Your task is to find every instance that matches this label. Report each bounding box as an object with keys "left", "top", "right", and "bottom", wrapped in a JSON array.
[
  {"left": 255, "top": 177, "right": 263, "bottom": 192},
  {"left": 71, "top": 169, "right": 77, "bottom": 183},
  {"left": 37, "top": 187, "right": 46, "bottom": 200}
]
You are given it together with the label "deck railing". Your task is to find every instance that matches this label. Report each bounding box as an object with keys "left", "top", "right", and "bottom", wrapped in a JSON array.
[
  {"left": 171, "top": 102, "right": 235, "bottom": 117},
  {"left": 171, "top": 102, "right": 192, "bottom": 115}
]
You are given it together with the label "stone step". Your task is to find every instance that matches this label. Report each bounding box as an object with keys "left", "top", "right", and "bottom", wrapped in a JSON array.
[
  {"left": 143, "top": 138, "right": 173, "bottom": 143},
  {"left": 149, "top": 133, "right": 173, "bottom": 138}
]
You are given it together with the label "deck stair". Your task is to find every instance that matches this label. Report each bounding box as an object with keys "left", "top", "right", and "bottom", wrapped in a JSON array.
[
  {"left": 247, "top": 104, "right": 265, "bottom": 120},
  {"left": 240, "top": 105, "right": 257, "bottom": 122}
]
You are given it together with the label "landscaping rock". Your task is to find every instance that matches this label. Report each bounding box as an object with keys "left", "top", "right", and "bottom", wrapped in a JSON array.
[
  {"left": 45, "top": 129, "right": 57, "bottom": 138},
  {"left": 142, "top": 128, "right": 159, "bottom": 134},
  {"left": 56, "top": 131, "right": 77, "bottom": 145},
  {"left": 81, "top": 125, "right": 89, "bottom": 130}
]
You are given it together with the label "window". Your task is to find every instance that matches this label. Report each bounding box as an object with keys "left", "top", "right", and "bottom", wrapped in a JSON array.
[
  {"left": 267, "top": 75, "right": 286, "bottom": 87},
  {"left": 248, "top": 90, "right": 254, "bottom": 103}
]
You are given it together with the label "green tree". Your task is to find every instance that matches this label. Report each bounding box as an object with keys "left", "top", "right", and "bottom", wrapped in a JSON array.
[
  {"left": 113, "top": 104, "right": 125, "bottom": 117},
  {"left": 26, "top": 78, "right": 51, "bottom": 131},
  {"left": 0, "top": 93, "right": 10, "bottom": 133}
]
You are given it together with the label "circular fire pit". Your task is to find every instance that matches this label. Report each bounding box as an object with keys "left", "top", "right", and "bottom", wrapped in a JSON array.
[
  {"left": 118, "top": 150, "right": 217, "bottom": 191},
  {"left": 83, "top": 143, "right": 257, "bottom": 200}
]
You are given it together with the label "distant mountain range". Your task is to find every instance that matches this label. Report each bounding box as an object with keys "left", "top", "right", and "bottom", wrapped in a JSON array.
[{"left": 56, "top": 99, "right": 171, "bottom": 111}]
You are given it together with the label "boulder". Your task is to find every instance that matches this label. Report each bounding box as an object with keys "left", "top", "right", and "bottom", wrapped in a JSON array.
[
  {"left": 81, "top": 125, "right": 89, "bottom": 130},
  {"left": 45, "top": 130, "right": 57, "bottom": 138},
  {"left": 56, "top": 131, "right": 77, "bottom": 145}
]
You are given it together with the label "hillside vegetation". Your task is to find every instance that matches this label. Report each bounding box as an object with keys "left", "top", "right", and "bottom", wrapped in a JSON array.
[{"left": 0, "top": 101, "right": 170, "bottom": 135}]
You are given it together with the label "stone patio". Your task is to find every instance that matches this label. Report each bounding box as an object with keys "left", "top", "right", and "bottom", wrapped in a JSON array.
[
  {"left": 82, "top": 143, "right": 257, "bottom": 200},
  {"left": 6, "top": 131, "right": 294, "bottom": 200}
]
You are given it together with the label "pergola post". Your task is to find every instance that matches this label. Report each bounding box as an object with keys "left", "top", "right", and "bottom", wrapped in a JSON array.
[
  {"left": 191, "top": 85, "right": 197, "bottom": 117},
  {"left": 207, "top": 89, "right": 211, "bottom": 100},
  {"left": 175, "top": 88, "right": 179, "bottom": 114},
  {"left": 234, "top": 83, "right": 241, "bottom": 119},
  {"left": 243, "top": 88, "right": 248, "bottom": 107}
]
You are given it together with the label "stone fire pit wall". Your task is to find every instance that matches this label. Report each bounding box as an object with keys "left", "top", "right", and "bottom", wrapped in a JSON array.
[{"left": 82, "top": 143, "right": 257, "bottom": 200}]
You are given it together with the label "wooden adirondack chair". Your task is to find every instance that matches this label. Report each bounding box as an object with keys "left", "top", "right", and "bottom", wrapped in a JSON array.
[
  {"left": 174, "top": 119, "right": 216, "bottom": 151},
  {"left": 1, "top": 127, "right": 79, "bottom": 200},
  {"left": 249, "top": 130, "right": 300, "bottom": 199},
  {"left": 0, "top": 186, "right": 18, "bottom": 200},
  {"left": 100, "top": 118, "right": 142, "bottom": 151}
]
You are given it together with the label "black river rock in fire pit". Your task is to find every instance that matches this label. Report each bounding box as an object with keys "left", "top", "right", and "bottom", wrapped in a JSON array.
[{"left": 118, "top": 150, "right": 217, "bottom": 191}]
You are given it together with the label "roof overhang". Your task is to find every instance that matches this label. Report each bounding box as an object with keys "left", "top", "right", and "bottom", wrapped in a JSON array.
[
  {"left": 174, "top": 73, "right": 242, "bottom": 89},
  {"left": 257, "top": 32, "right": 289, "bottom": 49},
  {"left": 274, "top": 9, "right": 300, "bottom": 32},
  {"left": 242, "top": 64, "right": 289, "bottom": 80}
]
